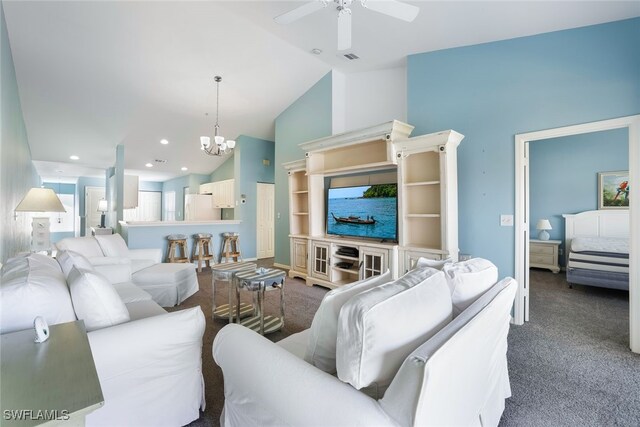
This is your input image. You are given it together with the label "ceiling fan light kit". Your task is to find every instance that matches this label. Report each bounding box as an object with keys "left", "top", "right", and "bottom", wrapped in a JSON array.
[
  {"left": 200, "top": 75, "right": 235, "bottom": 157},
  {"left": 275, "top": 0, "right": 419, "bottom": 51}
]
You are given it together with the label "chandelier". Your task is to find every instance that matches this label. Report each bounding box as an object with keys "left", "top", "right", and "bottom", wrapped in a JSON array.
[{"left": 200, "top": 76, "right": 235, "bottom": 156}]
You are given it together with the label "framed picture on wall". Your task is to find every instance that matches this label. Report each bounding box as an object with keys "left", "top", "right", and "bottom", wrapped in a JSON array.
[{"left": 598, "top": 171, "right": 629, "bottom": 209}]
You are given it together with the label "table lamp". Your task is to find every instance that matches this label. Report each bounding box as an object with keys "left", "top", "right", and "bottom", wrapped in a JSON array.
[
  {"left": 536, "top": 219, "right": 552, "bottom": 241},
  {"left": 14, "top": 188, "right": 66, "bottom": 252},
  {"left": 97, "top": 199, "right": 108, "bottom": 228}
]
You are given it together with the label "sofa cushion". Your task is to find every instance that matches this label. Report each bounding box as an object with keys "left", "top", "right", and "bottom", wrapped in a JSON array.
[
  {"left": 304, "top": 270, "right": 392, "bottom": 373},
  {"left": 95, "top": 234, "right": 130, "bottom": 257},
  {"left": 132, "top": 263, "right": 198, "bottom": 307},
  {"left": 442, "top": 258, "right": 498, "bottom": 317},
  {"left": 56, "top": 236, "right": 104, "bottom": 257},
  {"left": 112, "top": 282, "right": 153, "bottom": 303},
  {"left": 68, "top": 267, "right": 130, "bottom": 332},
  {"left": 277, "top": 330, "right": 311, "bottom": 360},
  {"left": 125, "top": 300, "right": 167, "bottom": 321},
  {"left": 336, "top": 268, "right": 452, "bottom": 391},
  {"left": 57, "top": 250, "right": 94, "bottom": 278},
  {"left": 0, "top": 254, "right": 75, "bottom": 334},
  {"left": 415, "top": 257, "right": 452, "bottom": 270}
]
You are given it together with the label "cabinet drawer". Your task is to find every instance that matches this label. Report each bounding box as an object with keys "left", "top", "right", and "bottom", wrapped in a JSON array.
[
  {"left": 531, "top": 253, "right": 554, "bottom": 266},
  {"left": 530, "top": 244, "right": 555, "bottom": 255}
]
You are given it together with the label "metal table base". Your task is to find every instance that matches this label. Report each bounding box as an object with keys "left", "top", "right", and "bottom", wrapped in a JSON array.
[
  {"left": 235, "top": 268, "right": 286, "bottom": 335},
  {"left": 211, "top": 261, "right": 257, "bottom": 322}
]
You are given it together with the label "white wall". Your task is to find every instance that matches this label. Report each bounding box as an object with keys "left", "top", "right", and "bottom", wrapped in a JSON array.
[{"left": 333, "top": 67, "right": 407, "bottom": 134}]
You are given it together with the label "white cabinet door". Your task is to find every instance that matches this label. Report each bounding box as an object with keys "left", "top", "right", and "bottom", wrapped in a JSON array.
[
  {"left": 400, "top": 249, "right": 442, "bottom": 275},
  {"left": 360, "top": 246, "right": 388, "bottom": 279},
  {"left": 311, "top": 241, "right": 331, "bottom": 281},
  {"left": 199, "top": 182, "right": 214, "bottom": 195},
  {"left": 292, "top": 238, "right": 308, "bottom": 275}
]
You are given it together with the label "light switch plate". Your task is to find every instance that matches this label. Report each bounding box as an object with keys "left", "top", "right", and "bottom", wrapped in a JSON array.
[{"left": 500, "top": 214, "right": 514, "bottom": 227}]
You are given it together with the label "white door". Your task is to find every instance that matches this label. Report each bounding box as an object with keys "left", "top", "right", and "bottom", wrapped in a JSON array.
[
  {"left": 85, "top": 186, "right": 105, "bottom": 235},
  {"left": 256, "top": 183, "right": 275, "bottom": 259}
]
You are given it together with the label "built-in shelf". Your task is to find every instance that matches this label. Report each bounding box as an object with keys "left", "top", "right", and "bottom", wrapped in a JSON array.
[
  {"left": 320, "top": 161, "right": 397, "bottom": 177},
  {"left": 293, "top": 190, "right": 309, "bottom": 194},
  {"left": 405, "top": 214, "right": 441, "bottom": 218},
  {"left": 333, "top": 279, "right": 353, "bottom": 287},
  {"left": 332, "top": 266, "right": 359, "bottom": 275},
  {"left": 289, "top": 233, "right": 309, "bottom": 239},
  {"left": 405, "top": 181, "right": 440, "bottom": 187},
  {"left": 293, "top": 212, "right": 309, "bottom": 216},
  {"left": 332, "top": 253, "right": 360, "bottom": 262}
]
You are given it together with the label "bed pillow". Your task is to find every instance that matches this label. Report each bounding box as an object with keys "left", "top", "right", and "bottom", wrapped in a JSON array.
[
  {"left": 304, "top": 270, "right": 392, "bottom": 373},
  {"left": 67, "top": 266, "right": 130, "bottom": 331},
  {"left": 56, "top": 250, "right": 94, "bottom": 279},
  {"left": 336, "top": 268, "right": 451, "bottom": 391},
  {"left": 442, "top": 258, "right": 498, "bottom": 317}
]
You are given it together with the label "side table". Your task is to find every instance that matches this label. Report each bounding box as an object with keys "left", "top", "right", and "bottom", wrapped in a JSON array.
[
  {"left": 235, "top": 268, "right": 286, "bottom": 335},
  {"left": 530, "top": 239, "right": 561, "bottom": 273},
  {"left": 0, "top": 320, "right": 104, "bottom": 427},
  {"left": 211, "top": 261, "right": 257, "bottom": 322}
]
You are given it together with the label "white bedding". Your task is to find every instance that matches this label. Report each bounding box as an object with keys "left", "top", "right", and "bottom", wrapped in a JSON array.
[{"left": 570, "top": 236, "right": 629, "bottom": 254}]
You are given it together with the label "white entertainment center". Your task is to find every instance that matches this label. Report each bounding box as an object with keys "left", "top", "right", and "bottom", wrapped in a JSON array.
[{"left": 283, "top": 120, "right": 463, "bottom": 288}]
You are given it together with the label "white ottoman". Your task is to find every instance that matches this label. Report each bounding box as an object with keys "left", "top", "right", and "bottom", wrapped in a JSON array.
[{"left": 132, "top": 263, "right": 199, "bottom": 307}]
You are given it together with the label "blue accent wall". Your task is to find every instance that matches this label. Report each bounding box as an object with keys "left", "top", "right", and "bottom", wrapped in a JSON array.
[
  {"left": 234, "top": 135, "right": 275, "bottom": 259},
  {"left": 530, "top": 128, "right": 629, "bottom": 264},
  {"left": 210, "top": 156, "right": 235, "bottom": 182},
  {"left": 161, "top": 174, "right": 209, "bottom": 221},
  {"left": 407, "top": 18, "right": 640, "bottom": 276},
  {"left": 274, "top": 72, "right": 333, "bottom": 265},
  {"left": 0, "top": 3, "right": 40, "bottom": 262},
  {"left": 140, "top": 181, "right": 163, "bottom": 192}
]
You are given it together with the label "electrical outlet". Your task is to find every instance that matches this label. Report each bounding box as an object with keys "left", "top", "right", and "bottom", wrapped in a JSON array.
[{"left": 500, "top": 214, "right": 514, "bottom": 227}]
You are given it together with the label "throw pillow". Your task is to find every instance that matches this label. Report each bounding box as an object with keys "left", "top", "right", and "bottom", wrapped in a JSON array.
[
  {"left": 415, "top": 257, "right": 452, "bottom": 270},
  {"left": 336, "top": 268, "right": 452, "bottom": 391},
  {"left": 95, "top": 234, "right": 130, "bottom": 257},
  {"left": 56, "top": 250, "right": 93, "bottom": 279},
  {"left": 304, "top": 270, "right": 392, "bottom": 373},
  {"left": 442, "top": 258, "right": 498, "bottom": 317},
  {"left": 67, "top": 266, "right": 130, "bottom": 331}
]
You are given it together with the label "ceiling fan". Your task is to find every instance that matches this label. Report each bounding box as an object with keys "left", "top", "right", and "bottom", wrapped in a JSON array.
[{"left": 274, "top": 0, "right": 420, "bottom": 51}]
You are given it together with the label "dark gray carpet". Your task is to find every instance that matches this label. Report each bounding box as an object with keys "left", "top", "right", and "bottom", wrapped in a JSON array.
[
  {"left": 177, "top": 264, "right": 639, "bottom": 426},
  {"left": 500, "top": 269, "right": 640, "bottom": 426}
]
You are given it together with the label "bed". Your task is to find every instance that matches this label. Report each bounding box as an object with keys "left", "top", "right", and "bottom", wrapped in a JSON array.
[{"left": 562, "top": 210, "right": 629, "bottom": 291}]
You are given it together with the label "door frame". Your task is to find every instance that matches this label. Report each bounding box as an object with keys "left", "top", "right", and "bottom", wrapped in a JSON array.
[
  {"left": 256, "top": 182, "right": 275, "bottom": 259},
  {"left": 514, "top": 114, "right": 640, "bottom": 353},
  {"left": 84, "top": 186, "right": 105, "bottom": 236}
]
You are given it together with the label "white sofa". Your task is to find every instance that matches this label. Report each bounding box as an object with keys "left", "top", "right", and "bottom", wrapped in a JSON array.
[
  {"left": 0, "top": 252, "right": 206, "bottom": 427},
  {"left": 213, "top": 258, "right": 517, "bottom": 426},
  {"left": 56, "top": 234, "right": 199, "bottom": 307}
]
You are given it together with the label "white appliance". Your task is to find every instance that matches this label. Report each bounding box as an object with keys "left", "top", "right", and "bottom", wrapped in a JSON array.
[{"left": 184, "top": 194, "right": 221, "bottom": 221}]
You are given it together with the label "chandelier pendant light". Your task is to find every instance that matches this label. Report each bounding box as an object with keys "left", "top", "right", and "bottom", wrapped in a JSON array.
[{"left": 200, "top": 75, "right": 235, "bottom": 156}]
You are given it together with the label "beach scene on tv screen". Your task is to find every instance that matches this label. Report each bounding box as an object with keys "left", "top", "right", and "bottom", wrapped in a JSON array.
[{"left": 327, "top": 184, "right": 397, "bottom": 240}]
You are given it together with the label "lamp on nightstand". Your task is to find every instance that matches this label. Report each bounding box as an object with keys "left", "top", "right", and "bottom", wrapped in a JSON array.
[
  {"left": 97, "top": 199, "right": 108, "bottom": 228},
  {"left": 14, "top": 188, "right": 66, "bottom": 252},
  {"left": 536, "top": 219, "right": 552, "bottom": 241}
]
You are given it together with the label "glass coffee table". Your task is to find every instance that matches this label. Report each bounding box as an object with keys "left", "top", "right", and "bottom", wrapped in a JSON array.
[
  {"left": 234, "top": 267, "right": 286, "bottom": 335},
  {"left": 211, "top": 262, "right": 257, "bottom": 322}
]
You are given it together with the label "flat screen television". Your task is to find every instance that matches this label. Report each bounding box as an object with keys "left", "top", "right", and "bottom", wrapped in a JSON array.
[{"left": 326, "top": 184, "right": 398, "bottom": 241}]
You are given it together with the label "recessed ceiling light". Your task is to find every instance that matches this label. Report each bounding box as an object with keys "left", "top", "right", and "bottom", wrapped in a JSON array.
[
  {"left": 69, "top": 155, "right": 79, "bottom": 160},
  {"left": 311, "top": 48, "right": 322, "bottom": 55},
  {"left": 181, "top": 167, "right": 188, "bottom": 171},
  {"left": 160, "top": 139, "right": 169, "bottom": 145},
  {"left": 145, "top": 163, "right": 153, "bottom": 168}
]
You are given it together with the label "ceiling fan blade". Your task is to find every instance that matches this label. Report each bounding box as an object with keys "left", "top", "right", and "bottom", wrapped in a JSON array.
[
  {"left": 361, "top": 0, "right": 419, "bottom": 22},
  {"left": 274, "top": 1, "right": 327, "bottom": 25},
  {"left": 337, "top": 8, "right": 352, "bottom": 51}
]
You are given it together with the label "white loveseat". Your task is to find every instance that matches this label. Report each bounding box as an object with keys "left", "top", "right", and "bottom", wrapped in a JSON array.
[
  {"left": 56, "top": 234, "right": 199, "bottom": 307},
  {"left": 213, "top": 258, "right": 517, "bottom": 426},
  {"left": 0, "top": 252, "right": 206, "bottom": 427}
]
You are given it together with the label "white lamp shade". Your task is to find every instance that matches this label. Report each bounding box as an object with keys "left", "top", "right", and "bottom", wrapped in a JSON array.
[
  {"left": 226, "top": 140, "right": 236, "bottom": 149},
  {"left": 536, "top": 219, "right": 552, "bottom": 230},
  {"left": 97, "top": 199, "right": 108, "bottom": 212},
  {"left": 214, "top": 135, "right": 225, "bottom": 146},
  {"left": 200, "top": 136, "right": 211, "bottom": 149},
  {"left": 15, "top": 188, "right": 66, "bottom": 213}
]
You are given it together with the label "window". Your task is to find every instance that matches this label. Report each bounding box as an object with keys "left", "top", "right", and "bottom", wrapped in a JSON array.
[
  {"left": 164, "top": 191, "right": 176, "bottom": 221},
  {"left": 124, "top": 191, "right": 161, "bottom": 222},
  {"left": 48, "top": 193, "right": 74, "bottom": 232}
]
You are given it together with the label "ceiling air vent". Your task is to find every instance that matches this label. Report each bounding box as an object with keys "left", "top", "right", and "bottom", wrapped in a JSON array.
[
  {"left": 155, "top": 159, "right": 167, "bottom": 164},
  {"left": 343, "top": 53, "right": 359, "bottom": 60}
]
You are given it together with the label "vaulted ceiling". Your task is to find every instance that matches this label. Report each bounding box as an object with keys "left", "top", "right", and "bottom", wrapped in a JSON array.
[{"left": 4, "top": 1, "right": 638, "bottom": 182}]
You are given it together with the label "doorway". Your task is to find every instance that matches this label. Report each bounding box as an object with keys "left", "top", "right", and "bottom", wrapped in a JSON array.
[
  {"left": 256, "top": 183, "right": 275, "bottom": 259},
  {"left": 85, "top": 186, "right": 105, "bottom": 235},
  {"left": 514, "top": 115, "right": 640, "bottom": 353}
]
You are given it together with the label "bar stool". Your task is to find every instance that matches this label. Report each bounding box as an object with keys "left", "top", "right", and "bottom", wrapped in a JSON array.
[
  {"left": 166, "top": 234, "right": 189, "bottom": 263},
  {"left": 220, "top": 232, "right": 242, "bottom": 263},
  {"left": 192, "top": 233, "right": 214, "bottom": 272}
]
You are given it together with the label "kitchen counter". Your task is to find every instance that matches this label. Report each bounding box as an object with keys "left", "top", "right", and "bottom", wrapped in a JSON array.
[{"left": 120, "top": 220, "right": 243, "bottom": 261}]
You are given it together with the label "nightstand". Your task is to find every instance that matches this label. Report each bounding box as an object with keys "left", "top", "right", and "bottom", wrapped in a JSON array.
[
  {"left": 0, "top": 321, "right": 104, "bottom": 426},
  {"left": 530, "top": 239, "right": 561, "bottom": 273},
  {"left": 91, "top": 227, "right": 113, "bottom": 236}
]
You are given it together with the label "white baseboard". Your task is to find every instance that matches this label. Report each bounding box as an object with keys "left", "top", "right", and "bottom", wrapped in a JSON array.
[{"left": 273, "top": 262, "right": 290, "bottom": 270}]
